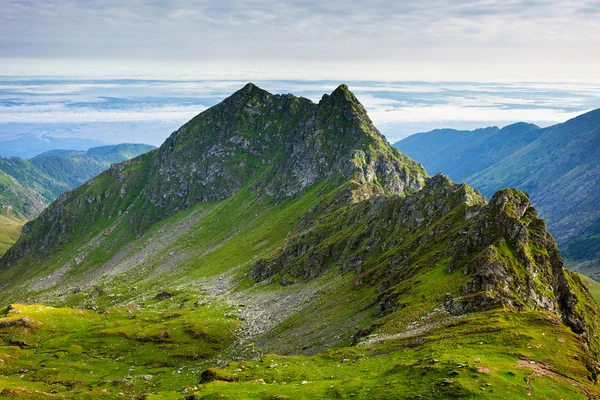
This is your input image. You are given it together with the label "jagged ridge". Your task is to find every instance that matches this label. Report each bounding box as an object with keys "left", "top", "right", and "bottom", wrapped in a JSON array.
[
  {"left": 252, "top": 174, "right": 599, "bottom": 360},
  {"left": 0, "top": 83, "right": 426, "bottom": 272}
]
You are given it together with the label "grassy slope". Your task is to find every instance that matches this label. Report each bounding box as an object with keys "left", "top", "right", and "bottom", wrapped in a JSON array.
[
  {"left": 578, "top": 273, "right": 600, "bottom": 306},
  {"left": 0, "top": 143, "right": 156, "bottom": 209},
  {"left": 0, "top": 88, "right": 598, "bottom": 398},
  {"left": 0, "top": 171, "right": 34, "bottom": 257},
  {"left": 192, "top": 311, "right": 595, "bottom": 400},
  {"left": 0, "top": 300, "right": 239, "bottom": 399},
  {"left": 0, "top": 305, "right": 596, "bottom": 398},
  {"left": 0, "top": 144, "right": 155, "bottom": 256},
  {"left": 0, "top": 221, "right": 22, "bottom": 258},
  {"left": 1, "top": 178, "right": 598, "bottom": 398}
]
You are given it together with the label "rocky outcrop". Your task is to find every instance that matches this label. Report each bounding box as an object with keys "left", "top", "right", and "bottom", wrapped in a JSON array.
[
  {"left": 448, "top": 189, "right": 587, "bottom": 335},
  {"left": 252, "top": 179, "right": 592, "bottom": 343},
  {"left": 251, "top": 174, "right": 486, "bottom": 283},
  {"left": 139, "top": 83, "right": 425, "bottom": 227}
]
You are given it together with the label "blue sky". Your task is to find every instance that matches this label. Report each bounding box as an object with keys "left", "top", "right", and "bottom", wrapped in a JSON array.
[{"left": 0, "top": 1, "right": 599, "bottom": 155}]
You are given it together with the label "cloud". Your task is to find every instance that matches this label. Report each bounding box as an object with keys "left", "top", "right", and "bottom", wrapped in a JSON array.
[
  {"left": 369, "top": 104, "right": 582, "bottom": 126},
  {"left": 1, "top": 78, "right": 598, "bottom": 145},
  {"left": 0, "top": 103, "right": 206, "bottom": 124},
  {"left": 0, "top": 0, "right": 599, "bottom": 82}
]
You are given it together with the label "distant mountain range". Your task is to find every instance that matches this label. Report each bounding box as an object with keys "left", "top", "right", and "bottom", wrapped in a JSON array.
[
  {"left": 395, "top": 108, "right": 600, "bottom": 278},
  {"left": 0, "top": 143, "right": 155, "bottom": 255},
  {"left": 0, "top": 134, "right": 106, "bottom": 159}
]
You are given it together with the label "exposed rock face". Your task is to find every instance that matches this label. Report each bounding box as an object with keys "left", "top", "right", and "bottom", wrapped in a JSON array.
[
  {"left": 141, "top": 83, "right": 425, "bottom": 223},
  {"left": 450, "top": 189, "right": 587, "bottom": 335},
  {"left": 252, "top": 174, "right": 486, "bottom": 283},
  {"left": 252, "top": 177, "right": 591, "bottom": 341},
  {"left": 1, "top": 83, "right": 426, "bottom": 269}
]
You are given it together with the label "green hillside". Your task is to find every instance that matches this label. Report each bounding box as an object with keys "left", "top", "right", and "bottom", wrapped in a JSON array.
[
  {"left": 0, "top": 85, "right": 598, "bottom": 399},
  {"left": 0, "top": 218, "right": 22, "bottom": 258},
  {"left": 395, "top": 110, "right": 600, "bottom": 279},
  {"left": 578, "top": 273, "right": 600, "bottom": 306},
  {"left": 0, "top": 144, "right": 155, "bottom": 256}
]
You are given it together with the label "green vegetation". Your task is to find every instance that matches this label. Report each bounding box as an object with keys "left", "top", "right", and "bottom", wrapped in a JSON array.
[
  {"left": 0, "top": 170, "right": 43, "bottom": 223},
  {"left": 192, "top": 311, "right": 596, "bottom": 400},
  {"left": 578, "top": 273, "right": 600, "bottom": 306},
  {"left": 0, "top": 143, "right": 155, "bottom": 220},
  {"left": 394, "top": 110, "right": 600, "bottom": 279},
  {"left": 0, "top": 298, "right": 238, "bottom": 398},
  {"left": 0, "top": 143, "right": 155, "bottom": 257},
  {"left": 1, "top": 304, "right": 596, "bottom": 398},
  {"left": 0, "top": 85, "right": 598, "bottom": 398},
  {"left": 0, "top": 220, "right": 22, "bottom": 257}
]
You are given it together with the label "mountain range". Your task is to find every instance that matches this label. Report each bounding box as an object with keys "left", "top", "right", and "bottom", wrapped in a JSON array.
[
  {"left": 0, "top": 143, "right": 155, "bottom": 255},
  {"left": 0, "top": 135, "right": 105, "bottom": 159},
  {"left": 395, "top": 111, "right": 600, "bottom": 279},
  {"left": 0, "top": 84, "right": 598, "bottom": 399}
]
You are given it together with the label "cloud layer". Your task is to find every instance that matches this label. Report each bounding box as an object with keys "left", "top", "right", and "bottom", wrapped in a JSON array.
[
  {"left": 1, "top": 79, "right": 599, "bottom": 145},
  {"left": 1, "top": 0, "right": 599, "bottom": 81}
]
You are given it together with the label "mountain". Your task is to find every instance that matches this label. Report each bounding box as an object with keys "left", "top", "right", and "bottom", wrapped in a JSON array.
[
  {"left": 396, "top": 123, "right": 541, "bottom": 183},
  {"left": 0, "top": 84, "right": 599, "bottom": 399},
  {"left": 0, "top": 135, "right": 105, "bottom": 159},
  {"left": 395, "top": 111, "right": 600, "bottom": 279},
  {"left": 0, "top": 143, "right": 155, "bottom": 256},
  {"left": 0, "top": 171, "right": 44, "bottom": 256}
]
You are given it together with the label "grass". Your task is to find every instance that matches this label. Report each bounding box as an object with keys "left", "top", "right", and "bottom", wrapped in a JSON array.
[
  {"left": 187, "top": 310, "right": 596, "bottom": 399},
  {"left": 1, "top": 302, "right": 597, "bottom": 399},
  {"left": 1, "top": 178, "right": 598, "bottom": 398},
  {"left": 0, "top": 220, "right": 23, "bottom": 257},
  {"left": 0, "top": 105, "right": 597, "bottom": 399},
  {"left": 578, "top": 273, "right": 600, "bottom": 306},
  {"left": 0, "top": 295, "right": 239, "bottom": 398}
]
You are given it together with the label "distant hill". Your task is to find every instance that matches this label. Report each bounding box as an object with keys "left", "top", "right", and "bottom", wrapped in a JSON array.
[
  {"left": 0, "top": 135, "right": 105, "bottom": 159},
  {"left": 0, "top": 143, "right": 155, "bottom": 255},
  {"left": 395, "top": 108, "right": 600, "bottom": 278}
]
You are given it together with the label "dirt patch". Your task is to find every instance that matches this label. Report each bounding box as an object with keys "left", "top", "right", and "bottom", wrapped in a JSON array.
[
  {"left": 357, "top": 314, "right": 466, "bottom": 346},
  {"left": 516, "top": 360, "right": 555, "bottom": 377},
  {"left": 477, "top": 366, "right": 490, "bottom": 374},
  {"left": 516, "top": 359, "right": 594, "bottom": 398}
]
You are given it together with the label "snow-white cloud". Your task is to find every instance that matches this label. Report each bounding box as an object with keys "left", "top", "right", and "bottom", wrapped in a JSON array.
[
  {"left": 0, "top": 103, "right": 206, "bottom": 124},
  {"left": 1, "top": 78, "right": 598, "bottom": 145}
]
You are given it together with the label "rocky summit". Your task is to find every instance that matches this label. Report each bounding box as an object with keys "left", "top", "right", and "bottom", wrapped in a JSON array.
[{"left": 0, "top": 84, "right": 599, "bottom": 399}]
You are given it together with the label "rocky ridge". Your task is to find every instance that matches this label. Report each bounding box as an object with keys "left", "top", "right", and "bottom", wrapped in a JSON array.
[
  {"left": 1, "top": 84, "right": 425, "bottom": 269},
  {"left": 252, "top": 174, "right": 598, "bottom": 352}
]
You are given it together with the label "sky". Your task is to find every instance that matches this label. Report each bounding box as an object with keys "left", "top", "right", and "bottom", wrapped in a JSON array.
[
  {"left": 2, "top": 0, "right": 600, "bottom": 81},
  {"left": 0, "top": 0, "right": 599, "bottom": 156}
]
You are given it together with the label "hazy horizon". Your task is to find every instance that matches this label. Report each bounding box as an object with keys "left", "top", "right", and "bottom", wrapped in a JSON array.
[{"left": 1, "top": 77, "right": 599, "bottom": 158}]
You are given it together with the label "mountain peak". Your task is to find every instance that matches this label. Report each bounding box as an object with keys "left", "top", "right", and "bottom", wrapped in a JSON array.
[
  {"left": 241, "top": 82, "right": 259, "bottom": 93},
  {"left": 222, "top": 82, "right": 272, "bottom": 106},
  {"left": 321, "top": 83, "right": 359, "bottom": 105},
  {"left": 332, "top": 83, "right": 351, "bottom": 95}
]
